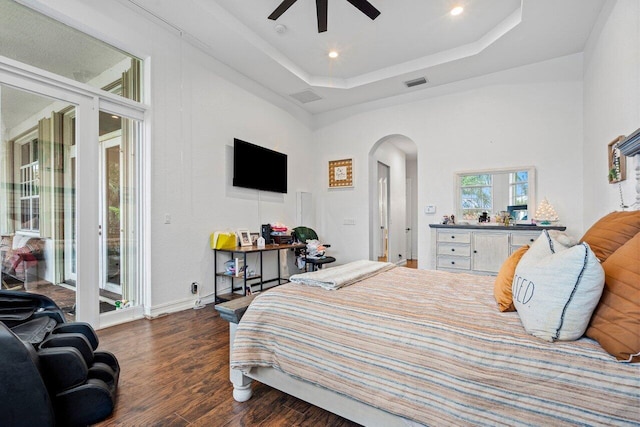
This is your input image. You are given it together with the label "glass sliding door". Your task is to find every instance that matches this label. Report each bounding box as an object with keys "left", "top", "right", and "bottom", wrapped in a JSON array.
[{"left": 0, "top": 84, "right": 78, "bottom": 320}]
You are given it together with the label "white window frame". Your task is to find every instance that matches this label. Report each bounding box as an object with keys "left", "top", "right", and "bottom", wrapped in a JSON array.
[{"left": 15, "top": 131, "right": 40, "bottom": 234}]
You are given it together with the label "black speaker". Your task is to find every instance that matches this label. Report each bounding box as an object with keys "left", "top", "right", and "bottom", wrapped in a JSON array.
[{"left": 261, "top": 224, "right": 272, "bottom": 244}]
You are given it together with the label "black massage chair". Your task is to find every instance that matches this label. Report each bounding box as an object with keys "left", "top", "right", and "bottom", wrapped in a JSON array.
[{"left": 0, "top": 290, "right": 119, "bottom": 426}]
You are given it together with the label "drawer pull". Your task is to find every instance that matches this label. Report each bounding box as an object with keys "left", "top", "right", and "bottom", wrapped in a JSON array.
[
  {"left": 473, "top": 250, "right": 477, "bottom": 253},
  {"left": 451, "top": 236, "right": 455, "bottom": 239},
  {"left": 451, "top": 261, "right": 455, "bottom": 265},
  {"left": 530, "top": 238, "right": 535, "bottom": 242},
  {"left": 451, "top": 248, "right": 455, "bottom": 252}
]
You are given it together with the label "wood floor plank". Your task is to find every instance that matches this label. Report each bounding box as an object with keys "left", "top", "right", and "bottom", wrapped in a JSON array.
[{"left": 95, "top": 306, "right": 361, "bottom": 427}]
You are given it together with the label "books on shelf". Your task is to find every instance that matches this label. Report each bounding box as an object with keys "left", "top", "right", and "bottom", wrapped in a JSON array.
[{"left": 235, "top": 258, "right": 245, "bottom": 277}]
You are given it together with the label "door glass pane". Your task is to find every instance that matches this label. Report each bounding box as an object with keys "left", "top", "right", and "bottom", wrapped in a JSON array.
[
  {"left": 99, "top": 112, "right": 139, "bottom": 313},
  {"left": 0, "top": 84, "right": 77, "bottom": 321},
  {"left": 0, "top": 0, "right": 142, "bottom": 102}
]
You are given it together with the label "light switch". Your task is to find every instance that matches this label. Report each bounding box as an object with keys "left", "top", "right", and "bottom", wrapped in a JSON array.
[
  {"left": 343, "top": 218, "right": 356, "bottom": 225},
  {"left": 425, "top": 205, "right": 436, "bottom": 214},
  {"left": 164, "top": 213, "right": 171, "bottom": 224}
]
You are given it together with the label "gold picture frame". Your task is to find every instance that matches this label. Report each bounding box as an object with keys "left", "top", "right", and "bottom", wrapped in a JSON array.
[
  {"left": 608, "top": 136, "right": 626, "bottom": 183},
  {"left": 329, "top": 158, "right": 353, "bottom": 188}
]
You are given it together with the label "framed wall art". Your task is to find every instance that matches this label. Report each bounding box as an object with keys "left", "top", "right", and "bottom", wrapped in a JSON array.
[
  {"left": 608, "top": 136, "right": 626, "bottom": 183},
  {"left": 328, "top": 158, "right": 353, "bottom": 188}
]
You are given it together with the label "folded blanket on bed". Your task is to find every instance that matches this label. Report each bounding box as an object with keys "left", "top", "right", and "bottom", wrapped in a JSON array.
[{"left": 289, "top": 259, "right": 395, "bottom": 290}]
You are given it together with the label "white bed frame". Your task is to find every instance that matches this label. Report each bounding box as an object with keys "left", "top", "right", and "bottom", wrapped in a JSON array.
[{"left": 228, "top": 323, "right": 415, "bottom": 427}]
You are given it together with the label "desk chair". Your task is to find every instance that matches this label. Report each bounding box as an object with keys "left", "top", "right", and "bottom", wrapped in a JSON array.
[{"left": 292, "top": 227, "right": 336, "bottom": 272}]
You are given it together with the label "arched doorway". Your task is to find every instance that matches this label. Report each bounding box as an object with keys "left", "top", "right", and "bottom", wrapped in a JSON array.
[{"left": 368, "top": 135, "right": 418, "bottom": 265}]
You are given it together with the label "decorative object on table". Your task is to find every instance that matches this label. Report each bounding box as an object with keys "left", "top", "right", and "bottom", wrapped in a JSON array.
[
  {"left": 224, "top": 259, "right": 236, "bottom": 275},
  {"left": 608, "top": 136, "right": 626, "bottom": 183},
  {"left": 269, "top": 222, "right": 292, "bottom": 244},
  {"left": 211, "top": 231, "right": 237, "bottom": 250},
  {"left": 534, "top": 198, "right": 559, "bottom": 225},
  {"left": 250, "top": 232, "right": 260, "bottom": 245},
  {"left": 478, "top": 212, "right": 489, "bottom": 223},
  {"left": 329, "top": 158, "right": 353, "bottom": 188},
  {"left": 237, "top": 229, "right": 252, "bottom": 247},
  {"left": 256, "top": 236, "right": 265, "bottom": 249},
  {"left": 496, "top": 211, "right": 512, "bottom": 226}
]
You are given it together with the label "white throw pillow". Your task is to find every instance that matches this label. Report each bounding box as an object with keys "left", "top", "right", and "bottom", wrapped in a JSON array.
[{"left": 513, "top": 230, "right": 604, "bottom": 342}]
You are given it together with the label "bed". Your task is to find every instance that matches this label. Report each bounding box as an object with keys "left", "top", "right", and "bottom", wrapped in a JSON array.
[{"left": 225, "top": 216, "right": 640, "bottom": 426}]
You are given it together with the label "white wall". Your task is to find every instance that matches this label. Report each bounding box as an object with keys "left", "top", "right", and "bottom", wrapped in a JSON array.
[
  {"left": 583, "top": 0, "right": 640, "bottom": 225},
  {"left": 314, "top": 54, "right": 585, "bottom": 268}
]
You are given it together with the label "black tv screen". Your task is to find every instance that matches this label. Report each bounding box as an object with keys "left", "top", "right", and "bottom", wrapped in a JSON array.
[{"left": 233, "top": 138, "right": 287, "bottom": 193}]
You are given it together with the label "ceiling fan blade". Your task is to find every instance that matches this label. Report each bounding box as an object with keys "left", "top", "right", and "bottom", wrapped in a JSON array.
[
  {"left": 345, "top": 0, "right": 380, "bottom": 20},
  {"left": 268, "top": 0, "right": 298, "bottom": 20},
  {"left": 316, "top": 0, "right": 328, "bottom": 32}
]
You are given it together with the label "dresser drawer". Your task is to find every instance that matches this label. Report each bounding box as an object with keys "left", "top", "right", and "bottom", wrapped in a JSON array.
[
  {"left": 511, "top": 232, "right": 540, "bottom": 247},
  {"left": 437, "top": 243, "right": 471, "bottom": 257},
  {"left": 437, "top": 231, "right": 471, "bottom": 244},
  {"left": 437, "top": 256, "right": 471, "bottom": 270}
]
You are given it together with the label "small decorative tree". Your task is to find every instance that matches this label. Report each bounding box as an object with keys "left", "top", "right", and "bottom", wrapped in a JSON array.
[{"left": 534, "top": 198, "right": 559, "bottom": 225}]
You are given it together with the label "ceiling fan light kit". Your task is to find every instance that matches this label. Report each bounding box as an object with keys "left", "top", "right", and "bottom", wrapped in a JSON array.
[{"left": 268, "top": 0, "right": 380, "bottom": 33}]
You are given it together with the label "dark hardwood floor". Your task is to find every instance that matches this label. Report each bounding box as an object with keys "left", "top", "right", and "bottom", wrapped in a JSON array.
[{"left": 95, "top": 304, "right": 362, "bottom": 426}]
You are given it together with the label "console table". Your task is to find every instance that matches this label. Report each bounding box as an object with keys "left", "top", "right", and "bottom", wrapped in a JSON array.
[{"left": 213, "top": 243, "right": 305, "bottom": 303}]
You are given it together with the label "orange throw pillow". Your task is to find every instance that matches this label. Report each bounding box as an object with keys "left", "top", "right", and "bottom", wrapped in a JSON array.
[
  {"left": 494, "top": 245, "right": 529, "bottom": 312},
  {"left": 586, "top": 232, "right": 640, "bottom": 362},
  {"left": 580, "top": 211, "right": 640, "bottom": 262}
]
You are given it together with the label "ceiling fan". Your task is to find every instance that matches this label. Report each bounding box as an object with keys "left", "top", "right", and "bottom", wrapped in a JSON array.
[{"left": 268, "top": 0, "right": 381, "bottom": 33}]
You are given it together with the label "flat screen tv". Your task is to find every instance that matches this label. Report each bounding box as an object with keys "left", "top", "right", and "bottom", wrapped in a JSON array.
[{"left": 233, "top": 138, "right": 287, "bottom": 193}]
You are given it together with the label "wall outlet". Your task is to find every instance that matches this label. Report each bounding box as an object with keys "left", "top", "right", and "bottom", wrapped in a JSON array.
[{"left": 191, "top": 282, "right": 198, "bottom": 294}]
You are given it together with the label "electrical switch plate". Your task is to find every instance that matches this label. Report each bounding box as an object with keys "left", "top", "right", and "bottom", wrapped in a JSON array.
[
  {"left": 343, "top": 218, "right": 356, "bottom": 225},
  {"left": 164, "top": 213, "right": 171, "bottom": 224},
  {"left": 425, "top": 205, "right": 436, "bottom": 214}
]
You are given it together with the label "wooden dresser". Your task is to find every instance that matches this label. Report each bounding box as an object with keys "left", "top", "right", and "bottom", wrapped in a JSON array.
[{"left": 429, "top": 224, "right": 566, "bottom": 276}]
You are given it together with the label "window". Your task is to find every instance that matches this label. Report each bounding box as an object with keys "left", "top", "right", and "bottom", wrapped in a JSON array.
[
  {"left": 0, "top": 0, "right": 142, "bottom": 102},
  {"left": 509, "top": 171, "right": 528, "bottom": 205},
  {"left": 456, "top": 167, "right": 536, "bottom": 223},
  {"left": 19, "top": 137, "right": 39, "bottom": 232},
  {"left": 460, "top": 174, "right": 493, "bottom": 220}
]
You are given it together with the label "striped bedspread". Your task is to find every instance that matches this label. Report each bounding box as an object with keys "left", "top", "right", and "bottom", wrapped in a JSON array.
[{"left": 231, "top": 267, "right": 640, "bottom": 426}]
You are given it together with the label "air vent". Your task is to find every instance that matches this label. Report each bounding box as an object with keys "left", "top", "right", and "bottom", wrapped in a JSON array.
[
  {"left": 289, "top": 90, "right": 323, "bottom": 104},
  {"left": 404, "top": 77, "right": 428, "bottom": 88}
]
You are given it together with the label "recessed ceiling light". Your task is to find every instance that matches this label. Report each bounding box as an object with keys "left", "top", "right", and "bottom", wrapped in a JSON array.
[
  {"left": 450, "top": 6, "right": 464, "bottom": 16},
  {"left": 328, "top": 51, "right": 339, "bottom": 59}
]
